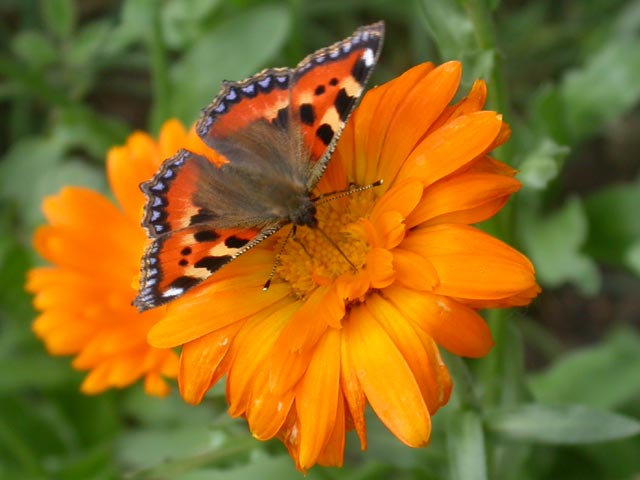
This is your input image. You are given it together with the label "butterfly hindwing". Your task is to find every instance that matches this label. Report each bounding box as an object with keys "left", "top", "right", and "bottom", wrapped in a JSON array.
[{"left": 135, "top": 224, "right": 276, "bottom": 309}]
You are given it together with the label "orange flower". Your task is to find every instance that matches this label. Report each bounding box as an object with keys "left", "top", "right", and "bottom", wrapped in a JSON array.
[
  {"left": 146, "top": 61, "right": 540, "bottom": 470},
  {"left": 26, "top": 120, "right": 212, "bottom": 396}
]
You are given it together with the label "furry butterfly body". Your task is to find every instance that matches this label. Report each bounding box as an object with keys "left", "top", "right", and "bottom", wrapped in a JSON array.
[{"left": 134, "top": 22, "right": 385, "bottom": 311}]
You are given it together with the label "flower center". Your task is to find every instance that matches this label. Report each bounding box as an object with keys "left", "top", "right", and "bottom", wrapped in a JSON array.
[{"left": 275, "top": 189, "right": 377, "bottom": 298}]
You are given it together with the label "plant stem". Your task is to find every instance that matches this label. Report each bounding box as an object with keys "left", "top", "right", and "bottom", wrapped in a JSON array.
[{"left": 149, "top": 7, "right": 171, "bottom": 133}]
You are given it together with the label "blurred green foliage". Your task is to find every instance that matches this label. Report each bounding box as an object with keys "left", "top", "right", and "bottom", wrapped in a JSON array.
[{"left": 1, "top": 0, "right": 639, "bottom": 478}]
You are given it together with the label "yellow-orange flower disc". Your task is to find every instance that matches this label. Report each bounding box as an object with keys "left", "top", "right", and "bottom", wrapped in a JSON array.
[
  {"left": 26, "top": 121, "right": 214, "bottom": 396},
  {"left": 147, "top": 61, "right": 540, "bottom": 470}
]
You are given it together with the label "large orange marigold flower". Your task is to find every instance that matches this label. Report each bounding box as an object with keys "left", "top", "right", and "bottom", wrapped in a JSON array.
[
  {"left": 147, "top": 61, "right": 540, "bottom": 470},
  {"left": 26, "top": 121, "right": 211, "bottom": 395}
]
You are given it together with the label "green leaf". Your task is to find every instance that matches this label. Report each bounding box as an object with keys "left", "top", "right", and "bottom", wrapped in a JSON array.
[
  {"left": 170, "top": 4, "right": 291, "bottom": 124},
  {"left": 625, "top": 240, "right": 640, "bottom": 276},
  {"left": 517, "top": 138, "right": 570, "bottom": 190},
  {"left": 40, "top": 0, "right": 76, "bottom": 38},
  {"left": 529, "top": 328, "right": 640, "bottom": 410},
  {"left": 486, "top": 404, "right": 640, "bottom": 445},
  {"left": 161, "top": 0, "right": 223, "bottom": 50},
  {"left": 11, "top": 30, "right": 58, "bottom": 68},
  {"left": 560, "top": 37, "right": 640, "bottom": 143},
  {"left": 584, "top": 176, "right": 640, "bottom": 267},
  {"left": 447, "top": 410, "right": 487, "bottom": 480},
  {"left": 0, "top": 136, "right": 107, "bottom": 231},
  {"left": 520, "top": 197, "right": 600, "bottom": 295}
]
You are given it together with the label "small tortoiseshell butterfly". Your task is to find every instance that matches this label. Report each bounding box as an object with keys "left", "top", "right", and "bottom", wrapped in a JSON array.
[{"left": 134, "top": 22, "right": 385, "bottom": 311}]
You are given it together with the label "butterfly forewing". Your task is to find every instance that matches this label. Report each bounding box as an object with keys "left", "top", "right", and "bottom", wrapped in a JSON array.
[{"left": 290, "top": 22, "right": 384, "bottom": 187}]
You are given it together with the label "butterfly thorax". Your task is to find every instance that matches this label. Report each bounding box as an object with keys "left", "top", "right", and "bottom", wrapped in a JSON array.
[{"left": 287, "top": 196, "right": 318, "bottom": 228}]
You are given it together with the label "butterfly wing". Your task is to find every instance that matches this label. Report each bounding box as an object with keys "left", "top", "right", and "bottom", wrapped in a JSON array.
[
  {"left": 195, "top": 23, "right": 384, "bottom": 187},
  {"left": 290, "top": 22, "right": 384, "bottom": 188},
  {"left": 133, "top": 150, "right": 282, "bottom": 311}
]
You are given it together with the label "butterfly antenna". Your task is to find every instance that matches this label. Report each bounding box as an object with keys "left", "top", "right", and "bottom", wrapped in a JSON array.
[
  {"left": 263, "top": 226, "right": 295, "bottom": 291},
  {"left": 313, "top": 179, "right": 383, "bottom": 206}
]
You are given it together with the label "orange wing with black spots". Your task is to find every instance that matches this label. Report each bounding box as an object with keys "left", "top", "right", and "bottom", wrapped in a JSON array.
[
  {"left": 135, "top": 23, "right": 384, "bottom": 311},
  {"left": 135, "top": 150, "right": 279, "bottom": 310}
]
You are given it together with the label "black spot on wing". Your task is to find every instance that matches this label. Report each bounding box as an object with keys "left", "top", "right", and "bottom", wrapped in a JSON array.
[
  {"left": 225, "top": 235, "right": 250, "bottom": 249},
  {"left": 316, "top": 123, "right": 335, "bottom": 146},
  {"left": 181, "top": 246, "right": 192, "bottom": 256},
  {"left": 190, "top": 209, "right": 218, "bottom": 226},
  {"left": 329, "top": 78, "right": 339, "bottom": 86},
  {"left": 334, "top": 88, "right": 356, "bottom": 121},
  {"left": 194, "top": 230, "right": 220, "bottom": 243},
  {"left": 194, "top": 255, "right": 232, "bottom": 273},
  {"left": 273, "top": 107, "right": 289, "bottom": 130},
  {"left": 168, "top": 276, "right": 200, "bottom": 292},
  {"left": 299, "top": 103, "right": 315, "bottom": 126},
  {"left": 314, "top": 85, "right": 325, "bottom": 96},
  {"left": 179, "top": 259, "right": 188, "bottom": 267},
  {"left": 351, "top": 58, "right": 368, "bottom": 84}
]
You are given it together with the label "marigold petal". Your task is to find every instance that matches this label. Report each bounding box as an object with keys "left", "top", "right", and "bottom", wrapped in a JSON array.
[
  {"left": 148, "top": 282, "right": 290, "bottom": 348},
  {"left": 406, "top": 172, "right": 521, "bottom": 228},
  {"left": 373, "top": 210, "right": 406, "bottom": 249},
  {"left": 345, "top": 305, "right": 431, "bottom": 447},
  {"left": 392, "top": 248, "right": 439, "bottom": 291},
  {"left": 378, "top": 62, "right": 462, "bottom": 185},
  {"left": 296, "top": 327, "right": 341, "bottom": 469},
  {"left": 383, "top": 285, "right": 494, "bottom": 357},
  {"left": 340, "top": 333, "right": 367, "bottom": 449},
  {"left": 179, "top": 322, "right": 242, "bottom": 405},
  {"left": 144, "top": 372, "right": 172, "bottom": 397},
  {"left": 403, "top": 224, "right": 538, "bottom": 302},
  {"left": 316, "top": 395, "right": 346, "bottom": 468},
  {"left": 366, "top": 295, "right": 447, "bottom": 412},
  {"left": 246, "top": 388, "right": 295, "bottom": 441},
  {"left": 107, "top": 132, "right": 164, "bottom": 222},
  {"left": 396, "top": 111, "right": 504, "bottom": 187},
  {"left": 348, "top": 63, "right": 436, "bottom": 186},
  {"left": 428, "top": 79, "right": 488, "bottom": 132},
  {"left": 370, "top": 179, "right": 423, "bottom": 223},
  {"left": 226, "top": 302, "right": 295, "bottom": 417},
  {"left": 366, "top": 248, "right": 395, "bottom": 288}
]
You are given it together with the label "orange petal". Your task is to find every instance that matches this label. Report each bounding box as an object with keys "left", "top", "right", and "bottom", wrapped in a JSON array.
[
  {"left": 428, "top": 79, "right": 488, "bottom": 132},
  {"left": 402, "top": 224, "right": 538, "bottom": 302},
  {"left": 344, "top": 305, "right": 431, "bottom": 447},
  {"left": 378, "top": 62, "right": 462, "bottom": 186},
  {"left": 296, "top": 328, "right": 341, "bottom": 469},
  {"left": 340, "top": 332, "right": 367, "bottom": 449},
  {"left": 226, "top": 301, "right": 296, "bottom": 417},
  {"left": 392, "top": 248, "right": 439, "bottom": 291},
  {"left": 365, "top": 295, "right": 446, "bottom": 412},
  {"left": 395, "top": 111, "right": 504, "bottom": 188},
  {"left": 179, "top": 321, "right": 242, "bottom": 405},
  {"left": 366, "top": 247, "right": 395, "bottom": 288},
  {"left": 348, "top": 63, "right": 436, "bottom": 186},
  {"left": 406, "top": 172, "right": 521, "bottom": 228},
  {"left": 316, "top": 391, "right": 346, "bottom": 467},
  {"left": 148, "top": 282, "right": 290, "bottom": 348},
  {"left": 370, "top": 179, "right": 423, "bottom": 223},
  {"left": 107, "top": 132, "right": 165, "bottom": 222},
  {"left": 246, "top": 387, "right": 295, "bottom": 441},
  {"left": 383, "top": 285, "right": 494, "bottom": 357}
]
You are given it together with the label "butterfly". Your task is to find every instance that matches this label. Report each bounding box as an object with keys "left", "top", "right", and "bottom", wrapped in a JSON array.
[{"left": 134, "top": 22, "right": 385, "bottom": 312}]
